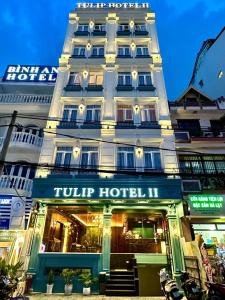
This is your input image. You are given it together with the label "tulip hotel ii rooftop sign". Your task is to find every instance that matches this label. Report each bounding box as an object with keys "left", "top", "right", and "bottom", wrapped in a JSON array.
[{"left": 77, "top": 3, "right": 149, "bottom": 8}]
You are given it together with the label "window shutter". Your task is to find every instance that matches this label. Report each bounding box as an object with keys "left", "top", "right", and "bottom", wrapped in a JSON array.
[{"left": 55, "top": 152, "right": 63, "bottom": 166}]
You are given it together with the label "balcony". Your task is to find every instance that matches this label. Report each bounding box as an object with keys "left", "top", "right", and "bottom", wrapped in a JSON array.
[
  {"left": 134, "top": 30, "right": 149, "bottom": 36},
  {"left": 116, "top": 85, "right": 134, "bottom": 91},
  {"left": 64, "top": 85, "right": 83, "bottom": 92},
  {"left": 92, "top": 30, "right": 106, "bottom": 36},
  {"left": 139, "top": 122, "right": 160, "bottom": 129},
  {"left": 137, "top": 85, "right": 156, "bottom": 91},
  {"left": 74, "top": 31, "right": 89, "bottom": 36},
  {"left": 0, "top": 94, "right": 52, "bottom": 104},
  {"left": 174, "top": 126, "right": 225, "bottom": 142},
  {"left": 115, "top": 122, "right": 136, "bottom": 129},
  {"left": 89, "top": 55, "right": 104, "bottom": 59},
  {"left": 135, "top": 55, "right": 151, "bottom": 58},
  {"left": 117, "top": 30, "right": 131, "bottom": 36},
  {"left": 57, "top": 121, "right": 78, "bottom": 129},
  {"left": 0, "top": 175, "right": 33, "bottom": 196},
  {"left": 85, "top": 85, "right": 103, "bottom": 92},
  {"left": 11, "top": 132, "right": 43, "bottom": 148},
  {"left": 117, "top": 54, "right": 132, "bottom": 58}
]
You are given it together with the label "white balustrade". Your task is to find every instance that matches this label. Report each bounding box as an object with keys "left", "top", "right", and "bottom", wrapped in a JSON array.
[
  {"left": 0, "top": 94, "right": 52, "bottom": 104},
  {"left": 11, "top": 132, "right": 43, "bottom": 148},
  {"left": 0, "top": 175, "right": 33, "bottom": 193}
]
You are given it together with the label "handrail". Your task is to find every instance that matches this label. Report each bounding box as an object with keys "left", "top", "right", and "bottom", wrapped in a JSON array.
[
  {"left": 11, "top": 132, "right": 43, "bottom": 147},
  {"left": 0, "top": 175, "right": 33, "bottom": 193}
]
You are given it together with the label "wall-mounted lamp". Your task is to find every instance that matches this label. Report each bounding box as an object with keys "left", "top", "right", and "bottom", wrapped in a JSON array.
[
  {"left": 130, "top": 40, "right": 136, "bottom": 50},
  {"left": 89, "top": 20, "right": 95, "bottom": 29},
  {"left": 79, "top": 99, "right": 85, "bottom": 113},
  {"left": 134, "top": 104, "right": 140, "bottom": 113},
  {"left": 135, "top": 147, "right": 143, "bottom": 157},
  {"left": 129, "top": 20, "right": 135, "bottom": 29},
  {"left": 86, "top": 40, "right": 92, "bottom": 50},
  {"left": 132, "top": 69, "right": 138, "bottom": 79},
  {"left": 73, "top": 141, "right": 80, "bottom": 157},
  {"left": 83, "top": 69, "right": 89, "bottom": 79}
]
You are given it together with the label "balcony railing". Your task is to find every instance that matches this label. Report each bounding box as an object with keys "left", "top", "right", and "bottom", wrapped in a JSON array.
[
  {"left": 134, "top": 30, "right": 149, "bottom": 36},
  {"left": 0, "top": 175, "right": 33, "bottom": 194},
  {"left": 0, "top": 94, "right": 52, "bottom": 104},
  {"left": 174, "top": 126, "right": 225, "bottom": 141},
  {"left": 11, "top": 132, "right": 43, "bottom": 148}
]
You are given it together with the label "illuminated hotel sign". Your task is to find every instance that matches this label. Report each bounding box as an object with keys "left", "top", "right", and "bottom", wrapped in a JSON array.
[
  {"left": 77, "top": 3, "right": 149, "bottom": 8},
  {"left": 54, "top": 187, "right": 159, "bottom": 199},
  {"left": 189, "top": 195, "right": 225, "bottom": 216},
  {"left": 3, "top": 65, "right": 58, "bottom": 83}
]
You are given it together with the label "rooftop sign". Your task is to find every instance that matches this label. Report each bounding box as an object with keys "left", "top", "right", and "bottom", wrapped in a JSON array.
[
  {"left": 189, "top": 195, "right": 225, "bottom": 216},
  {"left": 3, "top": 65, "right": 58, "bottom": 83},
  {"left": 77, "top": 3, "right": 149, "bottom": 8}
]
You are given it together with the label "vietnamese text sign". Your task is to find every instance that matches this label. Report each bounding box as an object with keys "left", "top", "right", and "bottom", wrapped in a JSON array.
[
  {"left": 3, "top": 65, "right": 58, "bottom": 83},
  {"left": 189, "top": 195, "right": 225, "bottom": 216}
]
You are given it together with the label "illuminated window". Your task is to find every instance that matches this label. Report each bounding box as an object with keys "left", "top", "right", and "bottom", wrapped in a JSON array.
[
  {"left": 144, "top": 148, "right": 161, "bottom": 170},
  {"left": 88, "top": 72, "right": 103, "bottom": 85},
  {"left": 63, "top": 105, "right": 78, "bottom": 122},
  {"left": 94, "top": 24, "right": 106, "bottom": 32},
  {"left": 218, "top": 70, "right": 224, "bottom": 79},
  {"left": 85, "top": 105, "right": 101, "bottom": 122},
  {"left": 68, "top": 72, "right": 82, "bottom": 85},
  {"left": 117, "top": 147, "right": 135, "bottom": 169},
  {"left": 117, "top": 105, "right": 133, "bottom": 122},
  {"left": 141, "top": 105, "right": 156, "bottom": 123},
  {"left": 135, "top": 24, "right": 146, "bottom": 31},
  {"left": 118, "top": 24, "right": 130, "bottom": 31},
  {"left": 77, "top": 24, "right": 89, "bottom": 32},
  {"left": 118, "top": 73, "right": 132, "bottom": 85}
]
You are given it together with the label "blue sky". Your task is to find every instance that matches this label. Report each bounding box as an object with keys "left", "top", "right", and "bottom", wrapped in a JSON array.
[{"left": 0, "top": 1, "right": 224, "bottom": 100}]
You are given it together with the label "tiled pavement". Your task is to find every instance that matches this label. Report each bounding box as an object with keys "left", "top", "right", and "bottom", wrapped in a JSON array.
[{"left": 28, "top": 295, "right": 165, "bottom": 300}]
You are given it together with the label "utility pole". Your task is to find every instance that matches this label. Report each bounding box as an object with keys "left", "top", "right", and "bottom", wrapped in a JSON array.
[{"left": 0, "top": 110, "right": 18, "bottom": 176}]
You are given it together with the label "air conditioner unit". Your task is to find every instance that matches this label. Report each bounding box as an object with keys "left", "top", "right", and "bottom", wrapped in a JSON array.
[
  {"left": 174, "top": 131, "right": 190, "bottom": 143},
  {"left": 182, "top": 180, "right": 201, "bottom": 193}
]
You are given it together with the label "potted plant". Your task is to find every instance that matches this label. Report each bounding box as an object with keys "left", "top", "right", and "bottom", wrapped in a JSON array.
[
  {"left": 46, "top": 269, "right": 54, "bottom": 294},
  {"left": 79, "top": 271, "right": 98, "bottom": 295},
  {"left": 61, "top": 268, "right": 78, "bottom": 295}
]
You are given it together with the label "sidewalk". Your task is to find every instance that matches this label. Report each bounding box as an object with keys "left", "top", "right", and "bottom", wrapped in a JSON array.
[{"left": 29, "top": 295, "right": 165, "bottom": 300}]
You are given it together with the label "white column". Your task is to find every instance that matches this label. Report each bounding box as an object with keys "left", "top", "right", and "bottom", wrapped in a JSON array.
[{"left": 63, "top": 13, "right": 79, "bottom": 56}]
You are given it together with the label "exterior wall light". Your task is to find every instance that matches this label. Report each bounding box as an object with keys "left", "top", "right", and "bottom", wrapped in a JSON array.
[
  {"left": 89, "top": 20, "right": 95, "bottom": 29},
  {"left": 129, "top": 20, "right": 135, "bottom": 29},
  {"left": 130, "top": 41, "right": 136, "bottom": 50},
  {"left": 79, "top": 103, "right": 85, "bottom": 112},
  {"left": 132, "top": 69, "right": 138, "bottom": 79},
  {"left": 83, "top": 69, "right": 89, "bottom": 79},
  {"left": 134, "top": 104, "right": 140, "bottom": 113},
  {"left": 86, "top": 41, "right": 92, "bottom": 50},
  {"left": 135, "top": 147, "right": 143, "bottom": 157},
  {"left": 73, "top": 141, "right": 80, "bottom": 157}
]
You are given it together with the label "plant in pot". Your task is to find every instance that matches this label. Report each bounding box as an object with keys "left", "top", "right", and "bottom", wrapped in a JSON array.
[
  {"left": 79, "top": 271, "right": 98, "bottom": 296},
  {"left": 61, "top": 269, "right": 79, "bottom": 295},
  {"left": 46, "top": 269, "right": 54, "bottom": 294}
]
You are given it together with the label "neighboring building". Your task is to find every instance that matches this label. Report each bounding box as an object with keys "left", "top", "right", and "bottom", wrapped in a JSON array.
[
  {"left": 28, "top": 3, "right": 185, "bottom": 296},
  {"left": 0, "top": 65, "right": 56, "bottom": 264},
  {"left": 170, "top": 86, "right": 225, "bottom": 284},
  {"left": 190, "top": 27, "right": 225, "bottom": 100}
]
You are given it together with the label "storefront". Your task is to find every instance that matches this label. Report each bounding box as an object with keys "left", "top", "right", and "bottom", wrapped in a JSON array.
[
  {"left": 185, "top": 194, "right": 225, "bottom": 284},
  {"left": 28, "top": 176, "right": 185, "bottom": 294}
]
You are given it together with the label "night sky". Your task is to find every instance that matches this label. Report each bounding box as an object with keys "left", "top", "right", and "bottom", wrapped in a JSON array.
[{"left": 0, "top": 0, "right": 224, "bottom": 100}]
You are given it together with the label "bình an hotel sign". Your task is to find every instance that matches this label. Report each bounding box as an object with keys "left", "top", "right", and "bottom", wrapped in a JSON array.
[
  {"left": 3, "top": 65, "right": 58, "bottom": 83},
  {"left": 77, "top": 3, "right": 149, "bottom": 8}
]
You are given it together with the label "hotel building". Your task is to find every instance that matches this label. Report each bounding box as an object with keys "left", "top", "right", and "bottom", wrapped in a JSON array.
[{"left": 27, "top": 3, "right": 185, "bottom": 296}]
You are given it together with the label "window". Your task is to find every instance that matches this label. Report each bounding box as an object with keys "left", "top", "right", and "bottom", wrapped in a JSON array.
[
  {"left": 135, "top": 24, "right": 146, "bottom": 31},
  {"left": 136, "top": 46, "right": 149, "bottom": 56},
  {"left": 55, "top": 146, "right": 72, "bottom": 167},
  {"left": 118, "top": 46, "right": 131, "bottom": 56},
  {"left": 80, "top": 146, "right": 99, "bottom": 168},
  {"left": 118, "top": 24, "right": 130, "bottom": 31},
  {"left": 77, "top": 24, "right": 89, "bottom": 32},
  {"left": 89, "top": 73, "right": 103, "bottom": 85},
  {"left": 86, "top": 105, "right": 101, "bottom": 122},
  {"left": 118, "top": 73, "right": 132, "bottom": 85},
  {"left": 4, "top": 164, "right": 36, "bottom": 180},
  {"left": 177, "top": 119, "right": 201, "bottom": 137},
  {"left": 141, "top": 105, "right": 156, "bottom": 123},
  {"left": 92, "top": 46, "right": 104, "bottom": 56},
  {"left": 117, "top": 147, "right": 135, "bottom": 169},
  {"left": 138, "top": 73, "right": 152, "bottom": 86},
  {"left": 117, "top": 105, "right": 133, "bottom": 122},
  {"left": 179, "top": 155, "right": 225, "bottom": 174},
  {"left": 73, "top": 46, "right": 86, "bottom": 57},
  {"left": 63, "top": 105, "right": 78, "bottom": 122},
  {"left": 94, "top": 24, "right": 106, "bottom": 32},
  {"left": 144, "top": 148, "right": 161, "bottom": 169},
  {"left": 68, "top": 72, "right": 82, "bottom": 85}
]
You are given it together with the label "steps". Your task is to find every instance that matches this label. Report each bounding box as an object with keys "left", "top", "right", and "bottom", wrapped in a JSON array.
[{"left": 105, "top": 269, "right": 138, "bottom": 296}]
